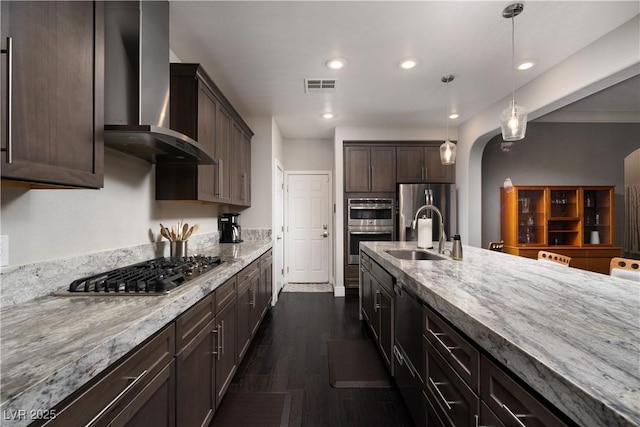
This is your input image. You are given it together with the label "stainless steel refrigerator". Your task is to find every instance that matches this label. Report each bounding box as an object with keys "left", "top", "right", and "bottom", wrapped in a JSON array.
[{"left": 397, "top": 183, "right": 457, "bottom": 242}]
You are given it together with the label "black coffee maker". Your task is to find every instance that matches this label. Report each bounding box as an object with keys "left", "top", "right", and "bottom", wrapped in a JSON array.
[{"left": 220, "top": 213, "right": 242, "bottom": 243}]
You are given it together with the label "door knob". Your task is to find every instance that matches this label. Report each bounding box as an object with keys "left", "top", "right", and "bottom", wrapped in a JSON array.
[{"left": 322, "top": 231, "right": 329, "bottom": 238}]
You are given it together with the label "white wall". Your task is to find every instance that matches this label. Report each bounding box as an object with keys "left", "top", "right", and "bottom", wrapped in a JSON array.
[
  {"left": 0, "top": 151, "right": 222, "bottom": 266},
  {"left": 282, "top": 138, "right": 333, "bottom": 171},
  {"left": 242, "top": 117, "right": 275, "bottom": 229}
]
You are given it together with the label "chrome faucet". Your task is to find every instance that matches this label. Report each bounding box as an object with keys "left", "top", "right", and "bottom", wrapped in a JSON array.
[{"left": 411, "top": 204, "right": 446, "bottom": 254}]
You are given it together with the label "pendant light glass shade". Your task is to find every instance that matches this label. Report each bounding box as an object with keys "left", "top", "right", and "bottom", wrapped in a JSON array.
[
  {"left": 440, "top": 139, "right": 456, "bottom": 165},
  {"left": 500, "top": 100, "right": 528, "bottom": 141},
  {"left": 440, "top": 74, "right": 456, "bottom": 165},
  {"left": 501, "top": 3, "right": 527, "bottom": 142}
]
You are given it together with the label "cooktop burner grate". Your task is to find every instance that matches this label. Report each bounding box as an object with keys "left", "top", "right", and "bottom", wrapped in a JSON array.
[{"left": 66, "top": 255, "right": 222, "bottom": 295}]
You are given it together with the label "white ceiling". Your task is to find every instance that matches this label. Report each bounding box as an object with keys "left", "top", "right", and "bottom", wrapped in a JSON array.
[{"left": 169, "top": 1, "right": 640, "bottom": 139}]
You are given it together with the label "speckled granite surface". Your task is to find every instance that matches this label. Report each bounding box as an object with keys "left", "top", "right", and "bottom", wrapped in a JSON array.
[
  {"left": 0, "top": 237, "right": 272, "bottom": 427},
  {"left": 361, "top": 241, "right": 639, "bottom": 427}
]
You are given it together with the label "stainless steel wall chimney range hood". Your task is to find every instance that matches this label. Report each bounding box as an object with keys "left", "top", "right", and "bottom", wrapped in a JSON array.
[{"left": 104, "top": 1, "right": 215, "bottom": 164}]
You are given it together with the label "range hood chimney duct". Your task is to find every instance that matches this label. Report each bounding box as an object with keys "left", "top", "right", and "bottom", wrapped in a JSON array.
[{"left": 104, "top": 1, "right": 215, "bottom": 164}]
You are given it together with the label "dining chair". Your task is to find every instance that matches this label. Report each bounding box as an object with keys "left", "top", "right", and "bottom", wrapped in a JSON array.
[
  {"left": 487, "top": 241, "right": 504, "bottom": 252},
  {"left": 609, "top": 257, "right": 640, "bottom": 282},
  {"left": 537, "top": 250, "right": 571, "bottom": 267}
]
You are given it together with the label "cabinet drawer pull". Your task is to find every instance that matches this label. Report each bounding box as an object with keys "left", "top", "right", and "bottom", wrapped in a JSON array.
[
  {"left": 428, "top": 377, "right": 460, "bottom": 411},
  {"left": 1, "top": 37, "right": 13, "bottom": 163},
  {"left": 428, "top": 329, "right": 460, "bottom": 353},
  {"left": 220, "top": 320, "right": 225, "bottom": 356},
  {"left": 84, "top": 369, "right": 147, "bottom": 427},
  {"left": 502, "top": 403, "right": 529, "bottom": 427},
  {"left": 374, "top": 290, "right": 381, "bottom": 312}
]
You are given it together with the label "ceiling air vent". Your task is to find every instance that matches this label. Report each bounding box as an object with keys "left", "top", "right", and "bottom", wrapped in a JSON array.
[{"left": 304, "top": 79, "right": 337, "bottom": 94}]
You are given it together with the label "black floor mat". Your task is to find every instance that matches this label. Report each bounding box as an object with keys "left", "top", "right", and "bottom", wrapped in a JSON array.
[{"left": 327, "top": 339, "right": 393, "bottom": 388}]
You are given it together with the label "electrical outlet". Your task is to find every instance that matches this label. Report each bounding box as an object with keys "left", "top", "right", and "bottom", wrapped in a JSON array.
[{"left": 1, "top": 235, "right": 8, "bottom": 267}]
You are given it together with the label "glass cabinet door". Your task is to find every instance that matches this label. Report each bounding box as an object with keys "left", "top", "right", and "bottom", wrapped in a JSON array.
[
  {"left": 583, "top": 188, "right": 612, "bottom": 245},
  {"left": 516, "top": 189, "right": 545, "bottom": 245}
]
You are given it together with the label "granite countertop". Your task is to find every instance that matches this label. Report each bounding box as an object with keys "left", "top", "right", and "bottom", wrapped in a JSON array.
[
  {"left": 0, "top": 239, "right": 272, "bottom": 426},
  {"left": 361, "top": 241, "right": 639, "bottom": 427}
]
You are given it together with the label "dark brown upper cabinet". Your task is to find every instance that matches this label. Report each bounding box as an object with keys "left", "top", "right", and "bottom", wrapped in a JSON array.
[
  {"left": 156, "top": 63, "right": 252, "bottom": 207},
  {"left": 1, "top": 1, "right": 104, "bottom": 189},
  {"left": 396, "top": 145, "right": 455, "bottom": 183},
  {"left": 344, "top": 145, "right": 396, "bottom": 192}
]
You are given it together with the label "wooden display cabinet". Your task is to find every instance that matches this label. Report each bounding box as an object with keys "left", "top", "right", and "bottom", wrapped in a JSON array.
[{"left": 501, "top": 186, "right": 620, "bottom": 274}]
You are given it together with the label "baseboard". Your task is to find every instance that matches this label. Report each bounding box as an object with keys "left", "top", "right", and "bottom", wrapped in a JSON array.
[{"left": 333, "top": 285, "right": 346, "bottom": 297}]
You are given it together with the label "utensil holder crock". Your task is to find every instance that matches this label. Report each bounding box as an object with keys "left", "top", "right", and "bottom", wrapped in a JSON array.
[{"left": 170, "top": 240, "right": 187, "bottom": 257}]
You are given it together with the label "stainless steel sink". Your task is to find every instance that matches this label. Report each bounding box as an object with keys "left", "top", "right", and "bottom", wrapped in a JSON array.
[{"left": 385, "top": 250, "right": 446, "bottom": 261}]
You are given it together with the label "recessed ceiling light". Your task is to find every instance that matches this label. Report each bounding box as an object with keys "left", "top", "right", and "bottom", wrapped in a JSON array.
[
  {"left": 326, "top": 58, "right": 347, "bottom": 70},
  {"left": 399, "top": 58, "right": 418, "bottom": 70},
  {"left": 322, "top": 112, "right": 336, "bottom": 119},
  {"left": 448, "top": 113, "right": 460, "bottom": 120},
  {"left": 517, "top": 59, "right": 537, "bottom": 70}
]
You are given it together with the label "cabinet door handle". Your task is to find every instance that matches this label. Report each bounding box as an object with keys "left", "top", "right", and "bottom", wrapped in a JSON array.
[
  {"left": 502, "top": 403, "right": 529, "bottom": 427},
  {"left": 212, "top": 326, "right": 219, "bottom": 357},
  {"left": 1, "top": 37, "right": 13, "bottom": 163},
  {"left": 428, "top": 329, "right": 460, "bottom": 353},
  {"left": 242, "top": 172, "right": 247, "bottom": 201},
  {"left": 374, "top": 290, "right": 381, "bottom": 312},
  {"left": 428, "top": 377, "right": 460, "bottom": 411},
  {"left": 84, "top": 370, "right": 147, "bottom": 427},
  {"left": 369, "top": 166, "right": 373, "bottom": 190},
  {"left": 217, "top": 159, "right": 223, "bottom": 197}
]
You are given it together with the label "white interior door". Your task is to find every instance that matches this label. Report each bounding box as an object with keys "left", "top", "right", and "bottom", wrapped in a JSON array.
[
  {"left": 274, "top": 162, "right": 285, "bottom": 301},
  {"left": 287, "top": 173, "right": 330, "bottom": 283}
]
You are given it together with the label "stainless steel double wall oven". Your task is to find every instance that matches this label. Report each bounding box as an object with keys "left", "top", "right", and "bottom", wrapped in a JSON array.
[{"left": 347, "top": 198, "right": 394, "bottom": 265}]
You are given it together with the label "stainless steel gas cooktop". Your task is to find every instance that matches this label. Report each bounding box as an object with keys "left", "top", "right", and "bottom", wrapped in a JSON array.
[{"left": 59, "top": 255, "right": 222, "bottom": 296}]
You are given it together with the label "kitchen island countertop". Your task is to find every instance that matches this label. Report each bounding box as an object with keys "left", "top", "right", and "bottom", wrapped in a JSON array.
[
  {"left": 0, "top": 239, "right": 272, "bottom": 427},
  {"left": 361, "top": 241, "right": 639, "bottom": 427}
]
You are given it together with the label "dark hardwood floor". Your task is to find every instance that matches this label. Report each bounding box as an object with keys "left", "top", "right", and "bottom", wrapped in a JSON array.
[{"left": 213, "top": 292, "right": 414, "bottom": 427}]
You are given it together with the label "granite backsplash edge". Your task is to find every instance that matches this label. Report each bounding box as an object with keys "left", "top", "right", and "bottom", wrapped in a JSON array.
[{"left": 0, "top": 229, "right": 272, "bottom": 308}]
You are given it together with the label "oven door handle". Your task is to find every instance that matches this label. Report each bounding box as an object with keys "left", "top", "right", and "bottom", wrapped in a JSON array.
[{"left": 349, "top": 230, "right": 393, "bottom": 235}]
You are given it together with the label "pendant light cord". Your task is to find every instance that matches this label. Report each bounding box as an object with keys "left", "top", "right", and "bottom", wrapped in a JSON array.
[
  {"left": 511, "top": 15, "right": 516, "bottom": 106},
  {"left": 446, "top": 80, "right": 450, "bottom": 139}
]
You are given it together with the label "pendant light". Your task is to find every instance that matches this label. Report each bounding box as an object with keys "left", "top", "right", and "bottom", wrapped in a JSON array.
[
  {"left": 500, "top": 3, "right": 528, "bottom": 141},
  {"left": 440, "top": 75, "right": 456, "bottom": 165}
]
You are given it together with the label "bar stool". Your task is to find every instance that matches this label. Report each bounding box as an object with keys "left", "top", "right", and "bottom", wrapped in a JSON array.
[
  {"left": 487, "top": 241, "right": 504, "bottom": 252},
  {"left": 537, "top": 250, "right": 571, "bottom": 267},
  {"left": 610, "top": 257, "right": 640, "bottom": 282}
]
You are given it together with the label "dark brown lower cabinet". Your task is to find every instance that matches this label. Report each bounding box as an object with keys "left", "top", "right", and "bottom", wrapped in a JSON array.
[
  {"left": 359, "top": 252, "right": 394, "bottom": 371},
  {"left": 248, "top": 264, "right": 262, "bottom": 337},
  {"left": 41, "top": 325, "right": 175, "bottom": 427},
  {"left": 176, "top": 314, "right": 216, "bottom": 427},
  {"left": 481, "top": 356, "right": 568, "bottom": 427},
  {"left": 359, "top": 254, "right": 373, "bottom": 323},
  {"left": 259, "top": 249, "right": 273, "bottom": 318},
  {"left": 237, "top": 272, "right": 252, "bottom": 362},
  {"left": 109, "top": 360, "right": 176, "bottom": 427},
  {"left": 425, "top": 340, "right": 478, "bottom": 426},
  {"left": 214, "top": 294, "right": 238, "bottom": 407}
]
